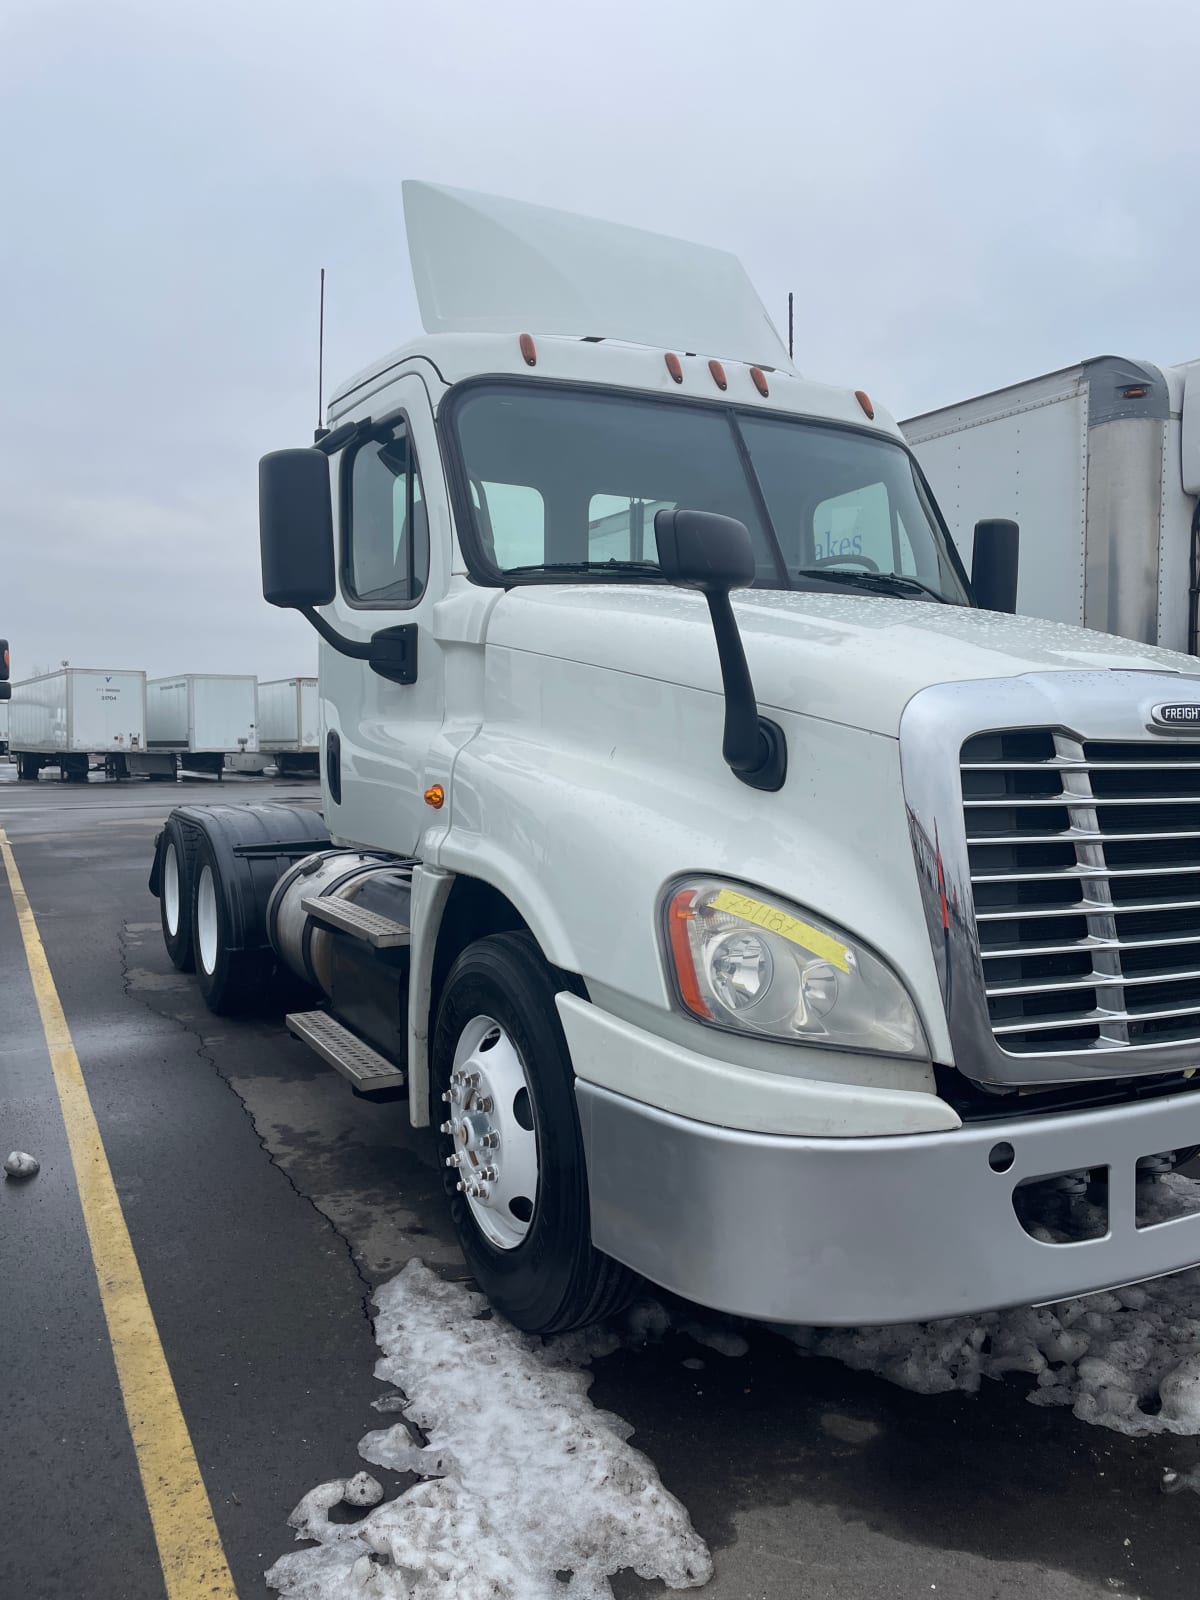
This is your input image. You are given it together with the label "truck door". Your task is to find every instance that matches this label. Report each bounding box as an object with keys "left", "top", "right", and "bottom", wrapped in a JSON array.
[{"left": 319, "top": 373, "right": 449, "bottom": 857}]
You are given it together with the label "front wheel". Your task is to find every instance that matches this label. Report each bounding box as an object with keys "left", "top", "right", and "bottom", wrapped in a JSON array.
[{"left": 432, "top": 932, "right": 638, "bottom": 1333}]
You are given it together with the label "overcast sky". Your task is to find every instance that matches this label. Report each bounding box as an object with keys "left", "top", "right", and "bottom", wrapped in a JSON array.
[{"left": 1, "top": 0, "right": 1196, "bottom": 680}]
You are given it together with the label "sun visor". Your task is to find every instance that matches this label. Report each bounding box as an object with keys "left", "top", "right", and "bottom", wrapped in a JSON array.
[{"left": 402, "top": 181, "right": 789, "bottom": 368}]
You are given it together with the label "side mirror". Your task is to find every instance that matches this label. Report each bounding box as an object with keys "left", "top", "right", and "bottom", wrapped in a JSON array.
[
  {"left": 654, "top": 509, "right": 786, "bottom": 792},
  {"left": 259, "top": 449, "right": 336, "bottom": 608},
  {"left": 972, "top": 519, "right": 1019, "bottom": 614},
  {"left": 0, "top": 638, "right": 9, "bottom": 679}
]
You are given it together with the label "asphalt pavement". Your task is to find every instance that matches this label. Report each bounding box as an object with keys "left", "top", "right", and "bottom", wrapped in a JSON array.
[{"left": 3, "top": 770, "right": 1200, "bottom": 1600}]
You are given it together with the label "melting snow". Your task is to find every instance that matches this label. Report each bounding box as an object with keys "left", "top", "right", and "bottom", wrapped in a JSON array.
[
  {"left": 267, "top": 1261, "right": 711, "bottom": 1600},
  {"left": 787, "top": 1173, "right": 1200, "bottom": 1437}
]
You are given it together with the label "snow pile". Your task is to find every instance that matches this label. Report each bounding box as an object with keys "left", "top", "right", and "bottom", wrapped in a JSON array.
[
  {"left": 266, "top": 1261, "right": 711, "bottom": 1600},
  {"left": 787, "top": 1173, "right": 1200, "bottom": 1437}
]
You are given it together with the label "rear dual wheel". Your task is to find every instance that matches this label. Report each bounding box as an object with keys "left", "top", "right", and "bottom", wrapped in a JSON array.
[
  {"left": 189, "top": 835, "right": 271, "bottom": 1014},
  {"left": 433, "top": 932, "right": 638, "bottom": 1334},
  {"left": 159, "top": 816, "right": 196, "bottom": 971}
]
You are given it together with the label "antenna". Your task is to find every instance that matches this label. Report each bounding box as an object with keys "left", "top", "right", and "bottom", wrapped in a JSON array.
[
  {"left": 787, "top": 291, "right": 794, "bottom": 361},
  {"left": 316, "top": 267, "right": 326, "bottom": 440}
]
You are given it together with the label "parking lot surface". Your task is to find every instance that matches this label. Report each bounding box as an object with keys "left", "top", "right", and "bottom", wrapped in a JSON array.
[{"left": 4, "top": 773, "right": 1200, "bottom": 1600}]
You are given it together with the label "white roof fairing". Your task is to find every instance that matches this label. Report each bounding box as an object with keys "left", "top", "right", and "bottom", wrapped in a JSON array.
[{"left": 402, "top": 180, "right": 791, "bottom": 368}]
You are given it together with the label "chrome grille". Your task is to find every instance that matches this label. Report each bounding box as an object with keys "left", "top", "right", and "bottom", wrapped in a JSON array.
[{"left": 961, "top": 730, "right": 1200, "bottom": 1057}]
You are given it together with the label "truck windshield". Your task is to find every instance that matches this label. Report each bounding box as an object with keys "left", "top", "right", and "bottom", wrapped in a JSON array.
[{"left": 448, "top": 382, "right": 969, "bottom": 603}]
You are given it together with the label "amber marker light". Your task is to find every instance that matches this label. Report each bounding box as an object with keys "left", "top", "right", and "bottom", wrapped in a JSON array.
[
  {"left": 708, "top": 359, "right": 728, "bottom": 391},
  {"left": 665, "top": 352, "right": 684, "bottom": 383},
  {"left": 424, "top": 785, "right": 445, "bottom": 809},
  {"left": 519, "top": 333, "right": 537, "bottom": 366},
  {"left": 855, "top": 390, "right": 875, "bottom": 419},
  {"left": 750, "top": 366, "right": 769, "bottom": 397},
  {"left": 667, "top": 887, "right": 713, "bottom": 1018}
]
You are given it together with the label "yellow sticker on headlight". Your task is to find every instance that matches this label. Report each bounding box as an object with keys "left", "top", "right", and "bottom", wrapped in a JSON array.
[{"left": 710, "top": 889, "right": 852, "bottom": 972}]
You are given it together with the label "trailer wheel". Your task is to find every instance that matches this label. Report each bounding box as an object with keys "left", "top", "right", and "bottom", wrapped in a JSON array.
[
  {"left": 190, "top": 834, "right": 271, "bottom": 1014},
  {"left": 432, "top": 932, "right": 639, "bottom": 1334},
  {"left": 16, "top": 754, "right": 36, "bottom": 782},
  {"left": 159, "top": 816, "right": 197, "bottom": 972}
]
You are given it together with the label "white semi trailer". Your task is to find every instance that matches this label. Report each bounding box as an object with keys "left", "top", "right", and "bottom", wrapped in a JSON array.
[
  {"left": 903, "top": 357, "right": 1200, "bottom": 652},
  {"left": 151, "top": 185, "right": 1200, "bottom": 1335},
  {"left": 144, "top": 673, "right": 259, "bottom": 779},
  {"left": 12, "top": 668, "right": 147, "bottom": 781},
  {"left": 257, "top": 676, "right": 319, "bottom": 776}
]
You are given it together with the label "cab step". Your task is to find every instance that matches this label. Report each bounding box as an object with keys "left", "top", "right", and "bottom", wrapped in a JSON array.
[
  {"left": 285, "top": 1010, "right": 406, "bottom": 1091},
  {"left": 301, "top": 895, "right": 411, "bottom": 948}
]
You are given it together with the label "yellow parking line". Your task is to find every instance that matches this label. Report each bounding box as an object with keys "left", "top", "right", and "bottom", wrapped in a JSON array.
[{"left": 0, "top": 829, "right": 237, "bottom": 1600}]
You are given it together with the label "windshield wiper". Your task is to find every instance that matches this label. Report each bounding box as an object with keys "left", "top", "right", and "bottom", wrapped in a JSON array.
[
  {"left": 503, "top": 560, "right": 665, "bottom": 579},
  {"left": 792, "top": 567, "right": 952, "bottom": 604}
]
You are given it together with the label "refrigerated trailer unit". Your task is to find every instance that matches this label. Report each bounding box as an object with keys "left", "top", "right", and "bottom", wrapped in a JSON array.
[
  {"left": 144, "top": 674, "right": 259, "bottom": 778},
  {"left": 257, "top": 676, "right": 319, "bottom": 775},
  {"left": 11, "top": 668, "right": 147, "bottom": 781},
  {"left": 903, "top": 356, "right": 1200, "bottom": 651},
  {"left": 150, "top": 185, "right": 1200, "bottom": 1337}
]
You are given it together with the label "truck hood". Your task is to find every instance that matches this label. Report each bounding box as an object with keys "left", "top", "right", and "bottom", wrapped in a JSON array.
[{"left": 487, "top": 586, "right": 1200, "bottom": 737}]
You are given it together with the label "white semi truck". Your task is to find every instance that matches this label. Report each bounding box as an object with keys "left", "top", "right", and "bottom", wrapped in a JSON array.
[
  {"left": 257, "top": 676, "right": 319, "bottom": 776},
  {"left": 151, "top": 185, "right": 1200, "bottom": 1334},
  {"left": 903, "top": 357, "right": 1200, "bottom": 652},
  {"left": 144, "top": 673, "right": 260, "bottom": 779},
  {"left": 11, "top": 667, "right": 148, "bottom": 781}
]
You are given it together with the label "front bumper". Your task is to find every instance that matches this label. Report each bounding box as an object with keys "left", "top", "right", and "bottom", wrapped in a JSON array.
[{"left": 575, "top": 1078, "right": 1200, "bottom": 1325}]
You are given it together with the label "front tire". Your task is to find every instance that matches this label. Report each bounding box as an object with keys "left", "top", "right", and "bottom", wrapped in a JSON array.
[
  {"left": 190, "top": 835, "right": 271, "bottom": 1014},
  {"left": 432, "top": 932, "right": 638, "bottom": 1334}
]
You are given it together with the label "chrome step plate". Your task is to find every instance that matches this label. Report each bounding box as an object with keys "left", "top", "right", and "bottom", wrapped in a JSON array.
[
  {"left": 285, "top": 1010, "right": 406, "bottom": 1090},
  {"left": 301, "top": 895, "right": 411, "bottom": 948}
]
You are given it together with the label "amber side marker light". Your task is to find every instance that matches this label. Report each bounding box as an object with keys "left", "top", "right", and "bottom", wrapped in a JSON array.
[
  {"left": 667, "top": 888, "right": 713, "bottom": 1018},
  {"left": 1122, "top": 385, "right": 1148, "bottom": 399},
  {"left": 519, "top": 333, "right": 537, "bottom": 367},
  {"left": 708, "top": 359, "right": 728, "bottom": 391},
  {"left": 855, "top": 390, "right": 875, "bottom": 419},
  {"left": 665, "top": 352, "right": 684, "bottom": 383},
  {"left": 424, "top": 785, "right": 445, "bottom": 810},
  {"left": 750, "top": 366, "right": 769, "bottom": 397}
]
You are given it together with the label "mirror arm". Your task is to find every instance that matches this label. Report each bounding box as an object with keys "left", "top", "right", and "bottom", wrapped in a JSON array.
[
  {"left": 704, "top": 591, "right": 788, "bottom": 792},
  {"left": 298, "top": 605, "right": 372, "bottom": 660}
]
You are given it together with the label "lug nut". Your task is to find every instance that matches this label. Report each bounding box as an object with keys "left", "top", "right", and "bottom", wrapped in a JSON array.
[
  {"left": 441, "top": 1090, "right": 452, "bottom": 1104},
  {"left": 481, "top": 1165, "right": 498, "bottom": 1183},
  {"left": 482, "top": 1131, "right": 500, "bottom": 1149},
  {"left": 445, "top": 1155, "right": 460, "bottom": 1169},
  {"left": 456, "top": 1181, "right": 464, "bottom": 1193},
  {"left": 479, "top": 1096, "right": 494, "bottom": 1114},
  {"left": 439, "top": 1121, "right": 453, "bottom": 1135}
]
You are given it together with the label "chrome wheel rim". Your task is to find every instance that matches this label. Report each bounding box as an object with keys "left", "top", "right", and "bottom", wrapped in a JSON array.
[
  {"left": 196, "top": 864, "right": 218, "bottom": 975},
  {"left": 163, "top": 842, "right": 180, "bottom": 937},
  {"left": 442, "top": 1014, "right": 539, "bottom": 1250}
]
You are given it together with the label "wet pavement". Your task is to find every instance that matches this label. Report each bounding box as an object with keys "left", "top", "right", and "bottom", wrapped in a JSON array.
[{"left": 3, "top": 771, "right": 1200, "bottom": 1599}]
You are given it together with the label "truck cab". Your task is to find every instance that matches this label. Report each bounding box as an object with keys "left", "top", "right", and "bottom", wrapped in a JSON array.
[{"left": 153, "top": 184, "right": 1200, "bottom": 1334}]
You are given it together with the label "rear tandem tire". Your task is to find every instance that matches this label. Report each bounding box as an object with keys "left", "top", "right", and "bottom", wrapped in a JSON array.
[
  {"left": 432, "top": 931, "right": 639, "bottom": 1334},
  {"left": 189, "top": 833, "right": 272, "bottom": 1014},
  {"left": 159, "top": 816, "right": 197, "bottom": 972}
]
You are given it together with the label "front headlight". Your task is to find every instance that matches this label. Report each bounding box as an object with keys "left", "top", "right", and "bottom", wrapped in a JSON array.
[{"left": 664, "top": 879, "right": 927, "bottom": 1057}]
